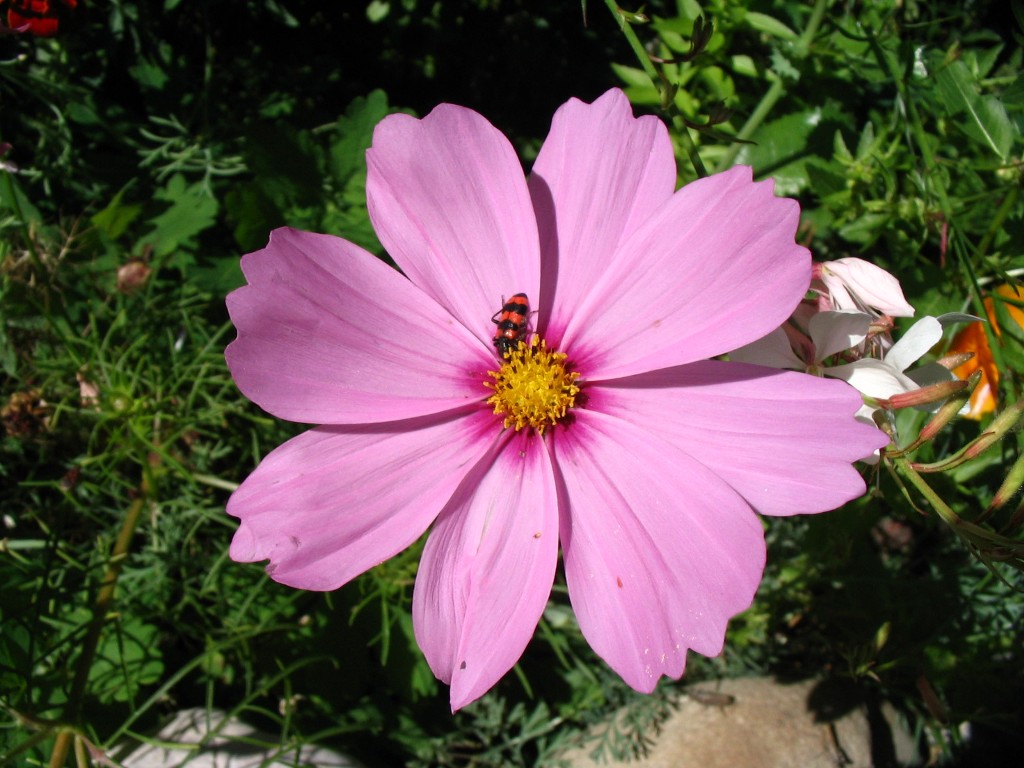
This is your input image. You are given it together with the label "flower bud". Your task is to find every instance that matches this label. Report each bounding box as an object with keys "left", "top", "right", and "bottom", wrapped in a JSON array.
[
  {"left": 915, "top": 371, "right": 981, "bottom": 444},
  {"left": 988, "top": 450, "right": 1024, "bottom": 511},
  {"left": 911, "top": 398, "right": 1024, "bottom": 473},
  {"left": 877, "top": 377, "right": 970, "bottom": 411}
]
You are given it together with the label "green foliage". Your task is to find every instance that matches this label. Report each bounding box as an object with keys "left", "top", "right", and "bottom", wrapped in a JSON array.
[{"left": 1, "top": 0, "right": 1023, "bottom": 765}]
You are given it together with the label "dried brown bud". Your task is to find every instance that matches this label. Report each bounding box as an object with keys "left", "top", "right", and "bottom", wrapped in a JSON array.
[{"left": 116, "top": 258, "right": 152, "bottom": 294}]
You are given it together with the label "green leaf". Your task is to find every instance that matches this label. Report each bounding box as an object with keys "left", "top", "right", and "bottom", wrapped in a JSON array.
[
  {"left": 935, "top": 60, "right": 1015, "bottom": 160},
  {"left": 322, "top": 204, "right": 380, "bottom": 255},
  {"left": 1003, "top": 73, "right": 1024, "bottom": 107},
  {"left": 805, "top": 159, "right": 848, "bottom": 198},
  {"left": 245, "top": 124, "right": 323, "bottom": 210},
  {"left": 190, "top": 256, "right": 245, "bottom": 295},
  {"left": 88, "top": 617, "right": 164, "bottom": 704},
  {"left": 743, "top": 11, "right": 798, "bottom": 41},
  {"left": 225, "top": 184, "right": 284, "bottom": 252},
  {"left": 770, "top": 49, "right": 800, "bottom": 81},
  {"left": 366, "top": 0, "right": 390, "bottom": 22},
  {"left": 330, "top": 91, "right": 391, "bottom": 186},
  {"left": 140, "top": 174, "right": 219, "bottom": 260},
  {"left": 833, "top": 129, "right": 854, "bottom": 163},
  {"left": 854, "top": 121, "right": 877, "bottom": 160},
  {"left": 734, "top": 106, "right": 849, "bottom": 195},
  {"left": 973, "top": 44, "right": 1004, "bottom": 80},
  {"left": 730, "top": 54, "right": 758, "bottom": 78},
  {"left": 838, "top": 211, "right": 891, "bottom": 244},
  {"left": 128, "top": 58, "right": 170, "bottom": 91},
  {"left": 92, "top": 186, "right": 143, "bottom": 241},
  {"left": 611, "top": 63, "right": 661, "bottom": 106},
  {"left": 0, "top": 173, "right": 42, "bottom": 225}
]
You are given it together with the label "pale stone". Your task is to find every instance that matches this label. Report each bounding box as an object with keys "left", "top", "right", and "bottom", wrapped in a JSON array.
[
  {"left": 560, "top": 677, "right": 921, "bottom": 768},
  {"left": 113, "top": 707, "right": 363, "bottom": 768}
]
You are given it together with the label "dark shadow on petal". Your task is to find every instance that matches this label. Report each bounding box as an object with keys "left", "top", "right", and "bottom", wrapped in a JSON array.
[
  {"left": 595, "top": 359, "right": 789, "bottom": 390},
  {"left": 527, "top": 172, "right": 560, "bottom": 341}
]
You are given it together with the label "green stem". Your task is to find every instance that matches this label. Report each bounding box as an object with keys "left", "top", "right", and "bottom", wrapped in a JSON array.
[
  {"left": 603, "top": 0, "right": 707, "bottom": 177},
  {"left": 891, "top": 454, "right": 1024, "bottom": 568},
  {"left": 0, "top": 726, "right": 58, "bottom": 767},
  {"left": 890, "top": 455, "right": 961, "bottom": 530},
  {"left": 715, "top": 76, "right": 785, "bottom": 171},
  {"left": 977, "top": 184, "right": 1018, "bottom": 259},
  {"left": 66, "top": 494, "right": 147, "bottom": 718},
  {"left": 793, "top": 0, "right": 829, "bottom": 58},
  {"left": 47, "top": 733, "right": 72, "bottom": 768},
  {"left": 604, "top": 0, "right": 660, "bottom": 84},
  {"left": 672, "top": 116, "right": 708, "bottom": 178},
  {"left": 715, "top": 0, "right": 828, "bottom": 172},
  {"left": 47, "top": 467, "right": 152, "bottom": 767}
]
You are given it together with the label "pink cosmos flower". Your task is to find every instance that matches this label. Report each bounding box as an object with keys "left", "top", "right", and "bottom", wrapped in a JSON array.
[{"left": 225, "top": 89, "right": 888, "bottom": 711}]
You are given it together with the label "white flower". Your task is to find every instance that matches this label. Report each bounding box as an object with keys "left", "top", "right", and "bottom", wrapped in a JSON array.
[
  {"left": 817, "top": 257, "right": 915, "bottom": 318},
  {"left": 827, "top": 314, "right": 976, "bottom": 405}
]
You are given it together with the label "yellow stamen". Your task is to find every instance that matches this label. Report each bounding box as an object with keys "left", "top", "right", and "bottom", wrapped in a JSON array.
[{"left": 484, "top": 337, "right": 580, "bottom": 434}]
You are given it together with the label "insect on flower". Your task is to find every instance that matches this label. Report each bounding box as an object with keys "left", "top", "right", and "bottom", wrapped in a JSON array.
[{"left": 491, "top": 292, "right": 530, "bottom": 358}]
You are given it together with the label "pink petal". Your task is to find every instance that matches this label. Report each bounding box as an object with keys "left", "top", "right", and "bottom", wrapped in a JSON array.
[
  {"left": 226, "top": 228, "right": 493, "bottom": 424},
  {"left": 366, "top": 106, "right": 541, "bottom": 341},
  {"left": 564, "top": 166, "right": 811, "bottom": 380},
  {"left": 553, "top": 411, "right": 765, "bottom": 692},
  {"left": 529, "top": 89, "right": 675, "bottom": 341},
  {"left": 227, "top": 408, "right": 497, "bottom": 591},
  {"left": 590, "top": 360, "right": 887, "bottom": 516},
  {"left": 413, "top": 430, "right": 558, "bottom": 711}
]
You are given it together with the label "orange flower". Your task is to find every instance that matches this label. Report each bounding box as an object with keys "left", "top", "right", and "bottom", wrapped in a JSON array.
[{"left": 949, "top": 285, "right": 1024, "bottom": 419}]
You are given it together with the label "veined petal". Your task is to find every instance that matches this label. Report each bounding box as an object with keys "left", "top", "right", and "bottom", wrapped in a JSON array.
[
  {"left": 590, "top": 361, "right": 885, "bottom": 516},
  {"left": 413, "top": 430, "right": 558, "bottom": 711},
  {"left": 884, "top": 316, "right": 943, "bottom": 373},
  {"left": 226, "top": 228, "right": 493, "bottom": 424},
  {"left": 366, "top": 106, "right": 541, "bottom": 339},
  {"left": 529, "top": 89, "right": 675, "bottom": 340},
  {"left": 227, "top": 408, "right": 497, "bottom": 591},
  {"left": 729, "top": 327, "right": 805, "bottom": 370},
  {"left": 565, "top": 166, "right": 810, "bottom": 380},
  {"left": 809, "top": 310, "right": 872, "bottom": 361},
  {"left": 819, "top": 257, "right": 915, "bottom": 317},
  {"left": 827, "top": 358, "right": 920, "bottom": 399},
  {"left": 553, "top": 411, "right": 765, "bottom": 692}
]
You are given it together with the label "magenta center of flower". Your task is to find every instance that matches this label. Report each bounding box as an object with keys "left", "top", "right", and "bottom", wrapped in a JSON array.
[{"left": 483, "top": 337, "right": 580, "bottom": 434}]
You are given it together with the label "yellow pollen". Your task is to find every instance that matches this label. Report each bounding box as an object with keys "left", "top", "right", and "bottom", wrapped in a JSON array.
[{"left": 484, "top": 337, "right": 580, "bottom": 434}]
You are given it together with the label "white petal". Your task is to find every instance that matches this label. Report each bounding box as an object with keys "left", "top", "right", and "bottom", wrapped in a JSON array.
[
  {"left": 819, "top": 257, "right": 915, "bottom": 317},
  {"left": 808, "top": 310, "right": 872, "bottom": 361},
  {"left": 827, "top": 359, "right": 919, "bottom": 399},
  {"left": 729, "top": 327, "right": 805, "bottom": 369},
  {"left": 884, "top": 316, "right": 943, "bottom": 373}
]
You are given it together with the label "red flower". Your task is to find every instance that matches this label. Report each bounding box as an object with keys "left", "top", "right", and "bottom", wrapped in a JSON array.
[{"left": 5, "top": 0, "right": 77, "bottom": 37}]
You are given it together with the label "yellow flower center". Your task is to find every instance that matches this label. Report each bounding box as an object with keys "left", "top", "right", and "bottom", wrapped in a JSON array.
[{"left": 484, "top": 337, "right": 580, "bottom": 434}]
